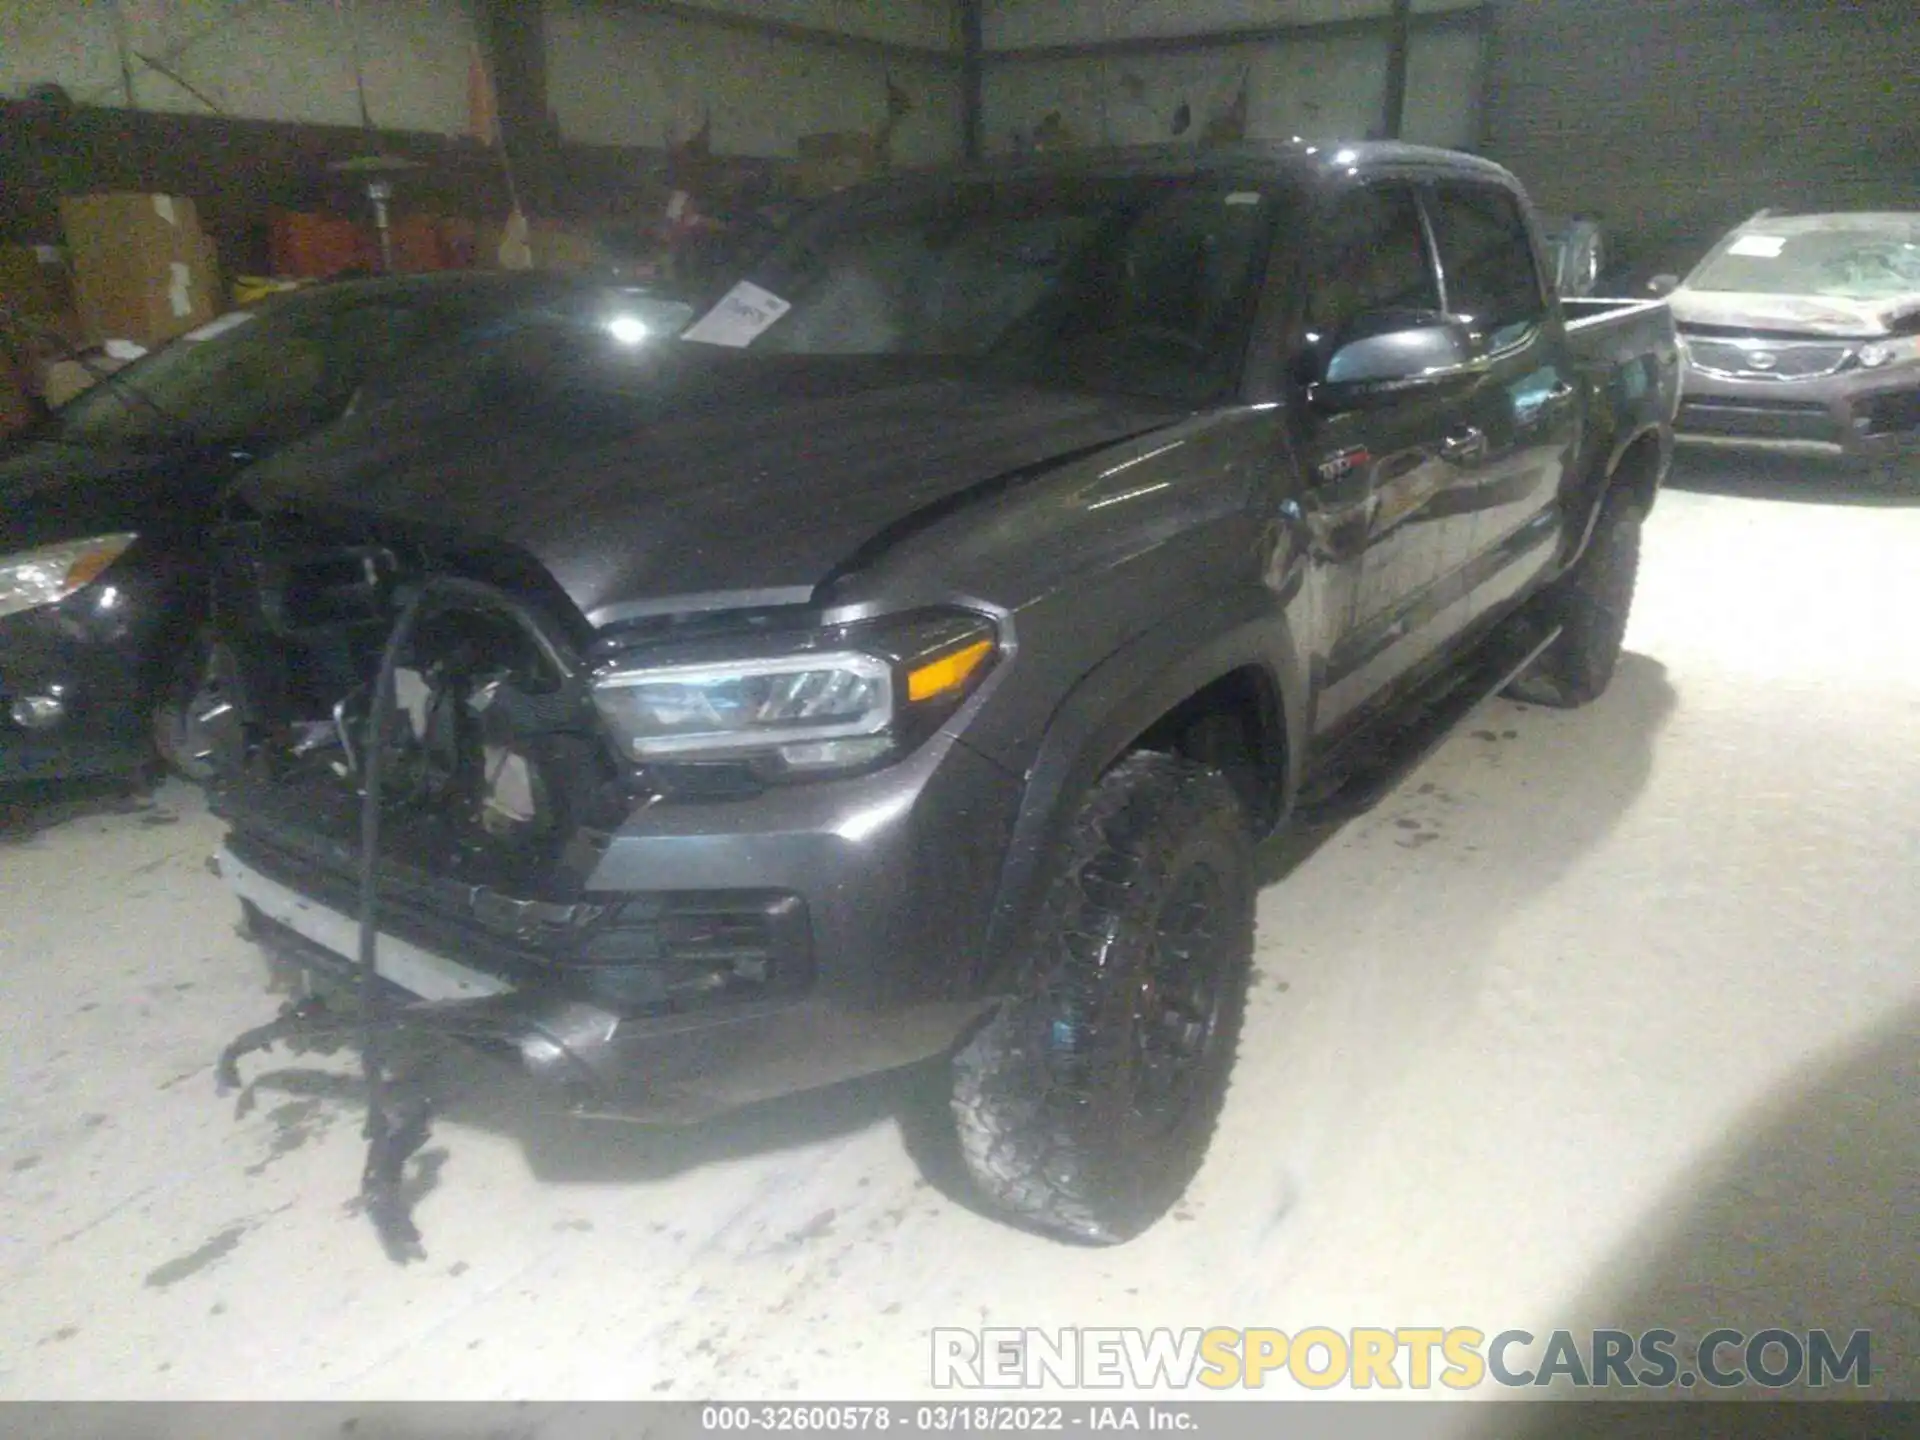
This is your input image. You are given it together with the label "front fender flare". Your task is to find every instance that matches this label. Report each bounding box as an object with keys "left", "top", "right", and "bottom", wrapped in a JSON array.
[{"left": 973, "top": 587, "right": 1307, "bottom": 994}]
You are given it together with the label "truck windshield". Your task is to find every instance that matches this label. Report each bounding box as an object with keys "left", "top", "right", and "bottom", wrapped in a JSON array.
[
  {"left": 1689, "top": 218, "right": 1920, "bottom": 300},
  {"left": 676, "top": 175, "right": 1281, "bottom": 402}
]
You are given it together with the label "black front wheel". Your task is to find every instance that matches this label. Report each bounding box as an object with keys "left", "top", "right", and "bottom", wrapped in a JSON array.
[{"left": 952, "top": 752, "right": 1255, "bottom": 1244}]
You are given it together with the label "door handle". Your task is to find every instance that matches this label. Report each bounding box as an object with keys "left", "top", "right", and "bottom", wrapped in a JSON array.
[{"left": 1441, "top": 427, "right": 1487, "bottom": 463}]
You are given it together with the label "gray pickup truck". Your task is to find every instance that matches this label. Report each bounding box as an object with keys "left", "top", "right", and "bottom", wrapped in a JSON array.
[{"left": 204, "top": 141, "right": 1680, "bottom": 1255}]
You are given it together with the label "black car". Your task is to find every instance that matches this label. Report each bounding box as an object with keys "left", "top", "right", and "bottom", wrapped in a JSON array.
[
  {"left": 205, "top": 142, "right": 1679, "bottom": 1255},
  {"left": 0, "top": 271, "right": 693, "bottom": 785}
]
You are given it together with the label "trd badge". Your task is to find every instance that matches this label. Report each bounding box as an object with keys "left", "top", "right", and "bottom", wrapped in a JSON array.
[{"left": 1315, "top": 446, "right": 1371, "bottom": 482}]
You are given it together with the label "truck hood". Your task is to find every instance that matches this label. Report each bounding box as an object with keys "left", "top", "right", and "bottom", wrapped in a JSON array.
[
  {"left": 1670, "top": 287, "right": 1920, "bottom": 338},
  {"left": 233, "top": 355, "right": 1186, "bottom": 623}
]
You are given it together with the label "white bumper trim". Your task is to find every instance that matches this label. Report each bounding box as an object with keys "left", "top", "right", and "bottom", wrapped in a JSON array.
[{"left": 220, "top": 847, "right": 515, "bottom": 1003}]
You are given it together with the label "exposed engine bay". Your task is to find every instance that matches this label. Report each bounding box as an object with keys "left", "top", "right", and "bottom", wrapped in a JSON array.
[
  {"left": 201, "top": 508, "right": 997, "bottom": 1260},
  {"left": 206, "top": 512, "right": 634, "bottom": 897},
  {"left": 203, "top": 514, "right": 650, "bottom": 1259}
]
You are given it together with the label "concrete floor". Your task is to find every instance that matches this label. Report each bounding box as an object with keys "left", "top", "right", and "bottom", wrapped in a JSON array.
[{"left": 2, "top": 461, "right": 1915, "bottom": 1408}]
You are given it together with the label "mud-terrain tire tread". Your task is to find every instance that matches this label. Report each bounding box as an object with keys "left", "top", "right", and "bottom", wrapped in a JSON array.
[
  {"left": 951, "top": 751, "right": 1255, "bottom": 1245},
  {"left": 1505, "top": 490, "right": 1643, "bottom": 708}
]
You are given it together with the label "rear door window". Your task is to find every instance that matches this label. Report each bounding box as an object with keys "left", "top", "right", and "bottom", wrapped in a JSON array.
[
  {"left": 1304, "top": 183, "right": 1442, "bottom": 353},
  {"left": 1423, "top": 184, "right": 1546, "bottom": 352}
]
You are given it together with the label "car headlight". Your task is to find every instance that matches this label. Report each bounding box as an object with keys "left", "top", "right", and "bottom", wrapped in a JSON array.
[
  {"left": 591, "top": 609, "right": 1000, "bottom": 776},
  {"left": 1858, "top": 337, "right": 1920, "bottom": 370},
  {"left": 0, "top": 533, "right": 138, "bottom": 621}
]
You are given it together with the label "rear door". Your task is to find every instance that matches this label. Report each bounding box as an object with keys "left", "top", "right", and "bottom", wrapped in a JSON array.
[
  {"left": 1419, "top": 181, "right": 1582, "bottom": 624},
  {"left": 1291, "top": 179, "right": 1472, "bottom": 736}
]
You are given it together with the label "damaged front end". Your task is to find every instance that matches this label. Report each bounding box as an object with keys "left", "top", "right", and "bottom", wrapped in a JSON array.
[
  {"left": 202, "top": 513, "right": 795, "bottom": 1258},
  {"left": 201, "top": 507, "right": 1009, "bottom": 1258}
]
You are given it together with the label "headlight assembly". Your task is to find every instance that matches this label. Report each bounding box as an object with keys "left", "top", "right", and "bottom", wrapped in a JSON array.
[
  {"left": 0, "top": 533, "right": 138, "bottom": 621},
  {"left": 1858, "top": 336, "right": 1920, "bottom": 370},
  {"left": 591, "top": 609, "right": 1000, "bottom": 776}
]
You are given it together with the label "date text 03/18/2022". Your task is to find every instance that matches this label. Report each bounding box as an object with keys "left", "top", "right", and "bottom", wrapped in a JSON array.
[{"left": 701, "top": 1405, "right": 1192, "bottom": 1432}]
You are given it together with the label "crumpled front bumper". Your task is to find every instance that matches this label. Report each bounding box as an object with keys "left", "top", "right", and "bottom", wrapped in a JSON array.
[
  {"left": 213, "top": 718, "right": 1020, "bottom": 1124},
  {"left": 1675, "top": 362, "right": 1920, "bottom": 465},
  {"left": 226, "top": 849, "right": 989, "bottom": 1124}
]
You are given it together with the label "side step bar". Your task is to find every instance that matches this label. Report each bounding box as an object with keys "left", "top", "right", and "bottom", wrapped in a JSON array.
[{"left": 1296, "top": 620, "right": 1563, "bottom": 826}]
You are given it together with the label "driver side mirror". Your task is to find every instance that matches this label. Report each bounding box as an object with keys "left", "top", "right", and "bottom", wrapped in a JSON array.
[
  {"left": 1647, "top": 274, "right": 1680, "bottom": 298},
  {"left": 1307, "top": 310, "right": 1480, "bottom": 413}
]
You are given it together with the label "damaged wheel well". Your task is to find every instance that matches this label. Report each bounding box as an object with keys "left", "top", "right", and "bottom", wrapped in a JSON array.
[
  {"left": 1128, "top": 665, "right": 1287, "bottom": 834},
  {"left": 1611, "top": 429, "right": 1665, "bottom": 518}
]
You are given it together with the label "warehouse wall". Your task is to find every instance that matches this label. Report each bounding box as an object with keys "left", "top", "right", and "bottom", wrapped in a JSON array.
[
  {"left": 979, "top": 0, "right": 1486, "bottom": 153},
  {"left": 0, "top": 0, "right": 480, "bottom": 134},
  {"left": 0, "top": 0, "right": 966, "bottom": 161},
  {"left": 1482, "top": 0, "right": 1920, "bottom": 285},
  {"left": 661, "top": 0, "right": 958, "bottom": 51},
  {"left": 545, "top": 1, "right": 963, "bottom": 164}
]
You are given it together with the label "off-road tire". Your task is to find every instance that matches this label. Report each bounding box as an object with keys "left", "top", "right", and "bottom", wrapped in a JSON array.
[
  {"left": 952, "top": 752, "right": 1255, "bottom": 1245},
  {"left": 1505, "top": 491, "right": 1643, "bottom": 708}
]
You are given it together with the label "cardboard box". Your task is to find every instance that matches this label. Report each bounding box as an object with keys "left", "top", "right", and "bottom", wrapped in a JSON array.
[
  {"left": 438, "top": 216, "right": 479, "bottom": 269},
  {"left": 0, "top": 358, "right": 39, "bottom": 438},
  {"left": 475, "top": 216, "right": 606, "bottom": 273},
  {"left": 389, "top": 213, "right": 448, "bottom": 273},
  {"left": 796, "top": 133, "right": 881, "bottom": 198},
  {"left": 0, "top": 244, "right": 71, "bottom": 323},
  {"left": 59, "top": 193, "right": 221, "bottom": 349},
  {"left": 269, "top": 210, "right": 377, "bottom": 279}
]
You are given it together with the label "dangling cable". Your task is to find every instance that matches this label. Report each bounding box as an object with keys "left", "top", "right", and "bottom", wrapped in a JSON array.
[
  {"left": 355, "top": 577, "right": 434, "bottom": 1260},
  {"left": 354, "top": 574, "right": 520, "bottom": 1260}
]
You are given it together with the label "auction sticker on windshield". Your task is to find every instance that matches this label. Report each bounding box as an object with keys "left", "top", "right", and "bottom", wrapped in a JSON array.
[
  {"left": 680, "top": 280, "right": 792, "bottom": 347},
  {"left": 1727, "top": 234, "right": 1787, "bottom": 258}
]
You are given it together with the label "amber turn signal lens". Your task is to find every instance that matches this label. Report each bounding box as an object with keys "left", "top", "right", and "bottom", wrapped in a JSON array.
[
  {"left": 906, "top": 638, "right": 994, "bottom": 703},
  {"left": 65, "top": 548, "right": 125, "bottom": 589}
]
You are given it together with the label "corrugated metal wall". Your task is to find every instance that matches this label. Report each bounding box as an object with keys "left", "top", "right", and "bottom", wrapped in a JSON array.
[
  {"left": 545, "top": 2, "right": 962, "bottom": 163},
  {"left": 978, "top": 0, "right": 1488, "bottom": 154},
  {"left": 0, "top": 0, "right": 480, "bottom": 135},
  {"left": 0, "top": 0, "right": 966, "bottom": 162},
  {"left": 1482, "top": 0, "right": 1920, "bottom": 283}
]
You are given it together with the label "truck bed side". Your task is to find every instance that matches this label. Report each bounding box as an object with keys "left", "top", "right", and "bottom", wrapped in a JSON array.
[{"left": 1556, "top": 294, "right": 1682, "bottom": 561}]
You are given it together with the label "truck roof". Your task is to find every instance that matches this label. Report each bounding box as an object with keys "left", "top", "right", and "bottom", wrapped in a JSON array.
[{"left": 918, "top": 138, "right": 1520, "bottom": 192}]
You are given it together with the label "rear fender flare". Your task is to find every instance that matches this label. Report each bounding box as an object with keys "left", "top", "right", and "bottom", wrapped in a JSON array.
[
  {"left": 974, "top": 590, "right": 1306, "bottom": 995},
  {"left": 1565, "top": 421, "right": 1670, "bottom": 570}
]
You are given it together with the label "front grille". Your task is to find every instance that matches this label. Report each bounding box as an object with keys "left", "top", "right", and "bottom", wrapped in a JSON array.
[
  {"left": 1860, "top": 389, "right": 1920, "bottom": 437},
  {"left": 1683, "top": 335, "right": 1856, "bottom": 382},
  {"left": 1679, "top": 398, "right": 1838, "bottom": 444}
]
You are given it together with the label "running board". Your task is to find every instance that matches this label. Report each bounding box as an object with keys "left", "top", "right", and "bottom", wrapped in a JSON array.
[{"left": 1296, "top": 621, "right": 1562, "bottom": 826}]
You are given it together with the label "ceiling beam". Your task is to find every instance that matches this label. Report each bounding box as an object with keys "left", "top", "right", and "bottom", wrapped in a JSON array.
[
  {"left": 614, "top": 1, "right": 961, "bottom": 66},
  {"left": 983, "top": 5, "right": 1484, "bottom": 65}
]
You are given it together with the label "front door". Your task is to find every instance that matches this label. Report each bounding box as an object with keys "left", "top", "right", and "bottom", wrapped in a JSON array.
[{"left": 1291, "top": 179, "right": 1472, "bottom": 737}]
